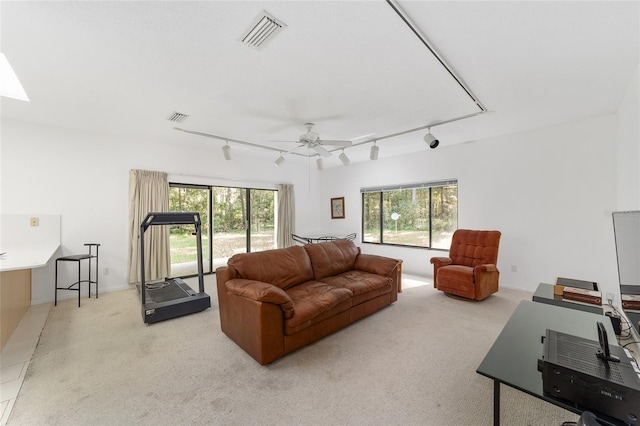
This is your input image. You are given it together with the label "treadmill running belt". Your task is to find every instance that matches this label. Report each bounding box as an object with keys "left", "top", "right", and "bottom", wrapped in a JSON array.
[{"left": 146, "top": 281, "right": 191, "bottom": 303}]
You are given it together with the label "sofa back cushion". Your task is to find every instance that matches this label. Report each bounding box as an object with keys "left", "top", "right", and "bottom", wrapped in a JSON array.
[
  {"left": 303, "top": 240, "right": 359, "bottom": 280},
  {"left": 227, "top": 245, "right": 314, "bottom": 290},
  {"left": 449, "top": 229, "right": 501, "bottom": 267}
]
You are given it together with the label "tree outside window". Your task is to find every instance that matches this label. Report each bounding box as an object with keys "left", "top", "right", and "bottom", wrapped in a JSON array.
[{"left": 362, "top": 181, "right": 457, "bottom": 249}]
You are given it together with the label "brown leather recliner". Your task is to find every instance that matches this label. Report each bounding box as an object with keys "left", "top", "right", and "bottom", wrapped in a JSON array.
[{"left": 430, "top": 229, "right": 501, "bottom": 301}]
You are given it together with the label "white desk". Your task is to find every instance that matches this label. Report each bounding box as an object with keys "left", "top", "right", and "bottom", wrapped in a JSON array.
[
  {"left": 0, "top": 215, "right": 60, "bottom": 350},
  {"left": 0, "top": 245, "right": 60, "bottom": 272}
]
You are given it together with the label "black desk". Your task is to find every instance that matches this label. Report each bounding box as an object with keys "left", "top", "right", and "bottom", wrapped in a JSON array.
[
  {"left": 532, "top": 282, "right": 603, "bottom": 314},
  {"left": 476, "top": 300, "right": 621, "bottom": 426},
  {"left": 625, "top": 309, "right": 640, "bottom": 334}
]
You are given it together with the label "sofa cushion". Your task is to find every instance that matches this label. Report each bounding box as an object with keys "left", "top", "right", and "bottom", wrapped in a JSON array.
[
  {"left": 284, "top": 281, "right": 352, "bottom": 335},
  {"left": 303, "top": 240, "right": 359, "bottom": 280},
  {"left": 320, "top": 271, "right": 391, "bottom": 305},
  {"left": 227, "top": 245, "right": 314, "bottom": 290}
]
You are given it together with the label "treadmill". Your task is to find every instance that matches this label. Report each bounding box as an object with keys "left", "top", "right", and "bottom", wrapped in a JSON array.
[{"left": 138, "top": 212, "right": 211, "bottom": 324}]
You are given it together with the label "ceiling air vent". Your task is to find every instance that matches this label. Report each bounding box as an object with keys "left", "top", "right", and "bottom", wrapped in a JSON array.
[
  {"left": 241, "top": 11, "right": 285, "bottom": 49},
  {"left": 167, "top": 111, "right": 189, "bottom": 123}
]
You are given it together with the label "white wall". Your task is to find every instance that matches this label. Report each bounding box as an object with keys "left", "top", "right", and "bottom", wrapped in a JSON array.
[
  {"left": 616, "top": 63, "right": 640, "bottom": 210},
  {"left": 317, "top": 115, "right": 623, "bottom": 299},
  {"left": 1, "top": 119, "right": 320, "bottom": 304}
]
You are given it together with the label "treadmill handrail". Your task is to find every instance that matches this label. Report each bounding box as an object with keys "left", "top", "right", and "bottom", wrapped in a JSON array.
[
  {"left": 141, "top": 212, "right": 201, "bottom": 231},
  {"left": 139, "top": 211, "right": 205, "bottom": 306}
]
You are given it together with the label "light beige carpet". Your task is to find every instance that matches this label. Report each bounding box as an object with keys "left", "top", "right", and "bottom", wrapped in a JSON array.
[{"left": 9, "top": 276, "right": 577, "bottom": 425}]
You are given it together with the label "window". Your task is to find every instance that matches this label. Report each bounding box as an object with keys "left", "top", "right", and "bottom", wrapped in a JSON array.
[
  {"left": 169, "top": 184, "right": 277, "bottom": 276},
  {"left": 362, "top": 180, "right": 457, "bottom": 250}
]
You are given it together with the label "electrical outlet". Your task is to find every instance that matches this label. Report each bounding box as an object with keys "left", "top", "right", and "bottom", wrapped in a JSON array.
[
  {"left": 30, "top": 217, "right": 39, "bottom": 227},
  {"left": 103, "top": 267, "right": 109, "bottom": 276},
  {"left": 511, "top": 265, "right": 517, "bottom": 272},
  {"left": 606, "top": 292, "right": 614, "bottom": 305}
]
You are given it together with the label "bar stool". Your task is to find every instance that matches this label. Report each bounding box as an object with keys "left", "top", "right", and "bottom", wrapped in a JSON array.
[{"left": 55, "top": 243, "right": 100, "bottom": 307}]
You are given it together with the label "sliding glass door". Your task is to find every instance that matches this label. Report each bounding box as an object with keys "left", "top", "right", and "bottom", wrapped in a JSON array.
[
  {"left": 249, "top": 189, "right": 276, "bottom": 252},
  {"left": 168, "top": 185, "right": 210, "bottom": 277},
  {"left": 211, "top": 187, "right": 247, "bottom": 267},
  {"left": 169, "top": 184, "right": 276, "bottom": 276}
]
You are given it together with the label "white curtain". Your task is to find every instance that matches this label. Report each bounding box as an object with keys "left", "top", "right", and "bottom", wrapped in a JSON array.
[
  {"left": 127, "top": 169, "right": 170, "bottom": 284},
  {"left": 277, "top": 184, "right": 295, "bottom": 248}
]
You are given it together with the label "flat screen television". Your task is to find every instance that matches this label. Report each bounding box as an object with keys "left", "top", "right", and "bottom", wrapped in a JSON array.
[{"left": 612, "top": 210, "right": 640, "bottom": 295}]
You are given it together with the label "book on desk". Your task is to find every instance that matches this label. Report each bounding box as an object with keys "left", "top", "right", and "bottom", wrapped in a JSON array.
[
  {"left": 622, "top": 294, "right": 640, "bottom": 310},
  {"left": 561, "top": 286, "right": 602, "bottom": 306},
  {"left": 552, "top": 277, "right": 602, "bottom": 306}
]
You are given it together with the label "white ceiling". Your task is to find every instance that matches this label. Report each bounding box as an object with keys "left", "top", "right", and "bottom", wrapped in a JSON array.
[{"left": 1, "top": 1, "right": 638, "bottom": 166}]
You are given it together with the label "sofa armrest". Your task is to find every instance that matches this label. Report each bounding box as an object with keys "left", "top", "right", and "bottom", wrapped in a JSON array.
[
  {"left": 226, "top": 279, "right": 294, "bottom": 319},
  {"left": 355, "top": 254, "right": 401, "bottom": 277}
]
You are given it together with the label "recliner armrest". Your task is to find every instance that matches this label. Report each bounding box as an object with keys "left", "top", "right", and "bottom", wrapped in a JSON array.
[
  {"left": 474, "top": 264, "right": 498, "bottom": 274},
  {"left": 225, "top": 279, "right": 294, "bottom": 319},
  {"left": 430, "top": 257, "right": 453, "bottom": 267}
]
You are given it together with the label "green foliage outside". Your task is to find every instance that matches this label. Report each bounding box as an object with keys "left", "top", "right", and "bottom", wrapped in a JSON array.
[
  {"left": 363, "top": 185, "right": 458, "bottom": 248},
  {"left": 169, "top": 186, "right": 276, "bottom": 263},
  {"left": 169, "top": 232, "right": 210, "bottom": 263}
]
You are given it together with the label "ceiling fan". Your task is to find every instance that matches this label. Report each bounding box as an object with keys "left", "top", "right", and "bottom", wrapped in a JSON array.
[{"left": 274, "top": 123, "right": 352, "bottom": 158}]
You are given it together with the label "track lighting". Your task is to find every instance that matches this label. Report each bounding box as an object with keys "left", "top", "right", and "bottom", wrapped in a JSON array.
[
  {"left": 222, "top": 142, "right": 232, "bottom": 160},
  {"left": 370, "top": 141, "right": 379, "bottom": 160},
  {"left": 316, "top": 157, "right": 323, "bottom": 170},
  {"left": 339, "top": 150, "right": 350, "bottom": 166},
  {"left": 274, "top": 153, "right": 285, "bottom": 167},
  {"left": 424, "top": 129, "right": 439, "bottom": 149}
]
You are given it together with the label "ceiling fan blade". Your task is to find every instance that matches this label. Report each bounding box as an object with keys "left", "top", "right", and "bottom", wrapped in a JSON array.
[
  {"left": 319, "top": 140, "right": 352, "bottom": 147},
  {"left": 313, "top": 144, "right": 332, "bottom": 158},
  {"left": 281, "top": 144, "right": 307, "bottom": 156}
]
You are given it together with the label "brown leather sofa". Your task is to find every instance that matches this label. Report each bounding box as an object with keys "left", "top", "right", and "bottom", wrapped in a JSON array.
[
  {"left": 430, "top": 229, "right": 501, "bottom": 301},
  {"left": 215, "top": 240, "right": 402, "bottom": 365}
]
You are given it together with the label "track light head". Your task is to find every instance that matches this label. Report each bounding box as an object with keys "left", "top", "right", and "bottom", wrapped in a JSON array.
[
  {"left": 316, "top": 157, "right": 323, "bottom": 170},
  {"left": 222, "top": 143, "right": 232, "bottom": 160},
  {"left": 424, "top": 129, "right": 439, "bottom": 149},
  {"left": 274, "top": 153, "right": 285, "bottom": 167},
  {"left": 370, "top": 142, "right": 379, "bottom": 160},
  {"left": 339, "top": 150, "right": 350, "bottom": 166}
]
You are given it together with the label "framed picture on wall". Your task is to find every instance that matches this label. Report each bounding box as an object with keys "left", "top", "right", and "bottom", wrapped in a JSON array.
[{"left": 331, "top": 197, "right": 345, "bottom": 219}]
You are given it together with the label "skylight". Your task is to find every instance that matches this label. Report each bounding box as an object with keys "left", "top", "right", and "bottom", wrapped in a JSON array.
[{"left": 0, "top": 53, "right": 29, "bottom": 102}]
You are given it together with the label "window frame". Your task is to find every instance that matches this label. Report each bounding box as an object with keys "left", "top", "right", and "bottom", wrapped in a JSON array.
[{"left": 360, "top": 179, "right": 458, "bottom": 250}]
